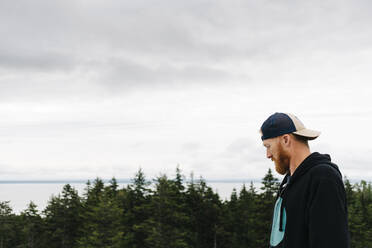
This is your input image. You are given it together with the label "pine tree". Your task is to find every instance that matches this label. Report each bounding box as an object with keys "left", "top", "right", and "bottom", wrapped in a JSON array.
[
  {"left": 19, "top": 201, "right": 45, "bottom": 248},
  {"left": 43, "top": 184, "right": 83, "bottom": 248},
  {"left": 185, "top": 177, "right": 221, "bottom": 248},
  {"left": 120, "top": 169, "right": 152, "bottom": 248},
  {"left": 256, "top": 169, "right": 280, "bottom": 248},
  {"left": 77, "top": 183, "right": 123, "bottom": 248},
  {"left": 0, "top": 201, "right": 17, "bottom": 248},
  {"left": 146, "top": 174, "right": 190, "bottom": 248},
  {"left": 348, "top": 180, "right": 372, "bottom": 248},
  {"left": 237, "top": 184, "right": 259, "bottom": 248}
]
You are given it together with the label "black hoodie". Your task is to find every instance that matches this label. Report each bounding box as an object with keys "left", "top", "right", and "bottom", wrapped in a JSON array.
[{"left": 269, "top": 152, "right": 350, "bottom": 248}]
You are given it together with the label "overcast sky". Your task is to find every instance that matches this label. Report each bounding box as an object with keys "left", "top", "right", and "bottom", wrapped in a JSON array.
[{"left": 0, "top": 0, "right": 371, "bottom": 182}]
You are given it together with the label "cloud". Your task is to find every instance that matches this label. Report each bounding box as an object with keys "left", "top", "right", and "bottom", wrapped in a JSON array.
[
  {"left": 225, "top": 138, "right": 263, "bottom": 161},
  {"left": 181, "top": 142, "right": 201, "bottom": 153},
  {"left": 97, "top": 57, "right": 236, "bottom": 92},
  {"left": 0, "top": 50, "right": 77, "bottom": 72},
  {"left": 1, "top": 0, "right": 372, "bottom": 101}
]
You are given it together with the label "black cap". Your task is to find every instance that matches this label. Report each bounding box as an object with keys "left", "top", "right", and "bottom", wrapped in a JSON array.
[{"left": 260, "top": 112, "right": 320, "bottom": 141}]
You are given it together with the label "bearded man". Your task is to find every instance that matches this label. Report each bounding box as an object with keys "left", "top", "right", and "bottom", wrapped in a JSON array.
[{"left": 260, "top": 112, "right": 350, "bottom": 248}]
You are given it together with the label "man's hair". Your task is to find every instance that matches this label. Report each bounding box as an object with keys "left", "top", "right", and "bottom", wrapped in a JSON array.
[{"left": 291, "top": 134, "right": 309, "bottom": 147}]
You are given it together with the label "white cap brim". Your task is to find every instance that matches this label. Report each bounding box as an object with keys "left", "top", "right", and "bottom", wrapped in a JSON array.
[{"left": 293, "top": 129, "right": 321, "bottom": 140}]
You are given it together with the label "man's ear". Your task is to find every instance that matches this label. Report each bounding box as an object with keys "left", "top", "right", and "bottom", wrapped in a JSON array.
[{"left": 282, "top": 134, "right": 290, "bottom": 147}]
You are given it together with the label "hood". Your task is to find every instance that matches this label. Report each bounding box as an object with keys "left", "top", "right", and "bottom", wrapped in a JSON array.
[{"left": 279, "top": 152, "right": 342, "bottom": 194}]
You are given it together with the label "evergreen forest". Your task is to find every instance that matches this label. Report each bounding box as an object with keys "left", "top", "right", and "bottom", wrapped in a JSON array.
[{"left": 0, "top": 168, "right": 371, "bottom": 248}]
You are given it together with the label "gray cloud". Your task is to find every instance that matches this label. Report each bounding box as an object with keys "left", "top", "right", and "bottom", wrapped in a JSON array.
[
  {"left": 1, "top": 0, "right": 372, "bottom": 100},
  {"left": 0, "top": 49, "right": 77, "bottom": 72},
  {"left": 97, "top": 57, "right": 235, "bottom": 92},
  {"left": 225, "top": 138, "right": 263, "bottom": 161},
  {"left": 181, "top": 142, "right": 201, "bottom": 153}
]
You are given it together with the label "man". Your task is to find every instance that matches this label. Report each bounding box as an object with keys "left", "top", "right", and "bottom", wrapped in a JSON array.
[{"left": 260, "top": 112, "right": 350, "bottom": 248}]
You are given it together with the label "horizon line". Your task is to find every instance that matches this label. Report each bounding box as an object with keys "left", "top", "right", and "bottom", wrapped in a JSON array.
[
  {"left": 0, "top": 178, "right": 369, "bottom": 184},
  {"left": 0, "top": 178, "right": 263, "bottom": 184}
]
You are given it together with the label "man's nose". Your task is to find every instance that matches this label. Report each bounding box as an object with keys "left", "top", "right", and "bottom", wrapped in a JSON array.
[{"left": 266, "top": 150, "right": 272, "bottom": 159}]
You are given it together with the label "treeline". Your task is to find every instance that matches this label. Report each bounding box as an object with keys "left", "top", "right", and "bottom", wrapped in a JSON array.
[{"left": 0, "top": 168, "right": 371, "bottom": 248}]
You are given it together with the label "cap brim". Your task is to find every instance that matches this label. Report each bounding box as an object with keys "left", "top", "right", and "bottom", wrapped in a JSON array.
[{"left": 293, "top": 129, "right": 321, "bottom": 140}]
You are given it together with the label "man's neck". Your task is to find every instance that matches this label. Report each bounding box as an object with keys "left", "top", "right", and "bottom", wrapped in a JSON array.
[{"left": 289, "top": 148, "right": 311, "bottom": 175}]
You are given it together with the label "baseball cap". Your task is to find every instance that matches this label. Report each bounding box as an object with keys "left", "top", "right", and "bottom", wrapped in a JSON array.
[{"left": 260, "top": 112, "right": 321, "bottom": 141}]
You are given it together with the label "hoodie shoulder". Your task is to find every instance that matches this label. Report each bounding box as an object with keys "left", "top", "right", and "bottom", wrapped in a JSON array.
[{"left": 308, "top": 162, "right": 342, "bottom": 181}]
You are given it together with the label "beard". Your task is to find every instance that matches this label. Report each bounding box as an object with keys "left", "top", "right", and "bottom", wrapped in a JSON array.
[{"left": 274, "top": 144, "right": 290, "bottom": 175}]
